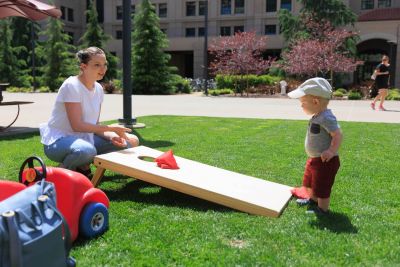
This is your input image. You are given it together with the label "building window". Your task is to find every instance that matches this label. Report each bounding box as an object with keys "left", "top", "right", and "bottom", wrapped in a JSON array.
[
  {"left": 186, "top": 2, "right": 196, "bottom": 16},
  {"left": 159, "top": 3, "right": 167, "bottom": 17},
  {"left": 221, "top": 0, "right": 231, "bottom": 15},
  {"left": 234, "top": 25, "right": 244, "bottom": 34},
  {"left": 116, "top": 6, "right": 122, "bottom": 20},
  {"left": 67, "top": 31, "right": 74, "bottom": 44},
  {"left": 234, "top": 0, "right": 245, "bottom": 14},
  {"left": 280, "top": 0, "right": 291, "bottom": 11},
  {"left": 116, "top": 30, "right": 123, "bottom": 40},
  {"left": 361, "top": 0, "right": 374, "bottom": 9},
  {"left": 67, "top": 8, "right": 74, "bottom": 22},
  {"left": 185, "top": 27, "right": 196, "bottom": 37},
  {"left": 199, "top": 1, "right": 206, "bottom": 16},
  {"left": 60, "top": 6, "right": 66, "bottom": 20},
  {"left": 96, "top": 0, "right": 104, "bottom": 23},
  {"left": 266, "top": 0, "right": 277, "bottom": 12},
  {"left": 198, "top": 27, "right": 205, "bottom": 37},
  {"left": 265, "top": 24, "right": 277, "bottom": 35},
  {"left": 378, "top": 0, "right": 391, "bottom": 7},
  {"left": 220, "top": 26, "right": 231, "bottom": 36}
]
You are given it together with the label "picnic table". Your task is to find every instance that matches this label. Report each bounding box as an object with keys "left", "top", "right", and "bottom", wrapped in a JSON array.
[{"left": 0, "top": 101, "right": 34, "bottom": 131}]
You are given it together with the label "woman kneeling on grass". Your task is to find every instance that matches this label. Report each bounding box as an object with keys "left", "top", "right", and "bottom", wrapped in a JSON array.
[{"left": 40, "top": 47, "right": 139, "bottom": 178}]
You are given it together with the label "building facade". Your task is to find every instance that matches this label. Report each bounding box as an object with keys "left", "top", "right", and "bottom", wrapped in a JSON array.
[{"left": 52, "top": 0, "right": 400, "bottom": 88}]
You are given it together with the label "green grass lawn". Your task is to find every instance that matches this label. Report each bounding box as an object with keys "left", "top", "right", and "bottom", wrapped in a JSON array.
[{"left": 1, "top": 116, "right": 399, "bottom": 266}]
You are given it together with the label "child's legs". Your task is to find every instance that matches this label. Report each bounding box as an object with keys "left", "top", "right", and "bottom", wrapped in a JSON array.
[
  {"left": 311, "top": 157, "right": 340, "bottom": 211},
  {"left": 302, "top": 158, "right": 317, "bottom": 201},
  {"left": 44, "top": 136, "right": 97, "bottom": 170}
]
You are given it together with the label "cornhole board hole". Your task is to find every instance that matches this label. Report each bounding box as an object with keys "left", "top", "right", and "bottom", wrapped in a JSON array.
[{"left": 91, "top": 146, "right": 293, "bottom": 217}]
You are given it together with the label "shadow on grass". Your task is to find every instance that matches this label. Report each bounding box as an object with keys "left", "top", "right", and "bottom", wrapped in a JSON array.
[
  {"left": 133, "top": 130, "right": 175, "bottom": 149},
  {"left": 309, "top": 211, "right": 358, "bottom": 234},
  {"left": 0, "top": 131, "right": 39, "bottom": 140},
  {"left": 101, "top": 176, "right": 234, "bottom": 214}
]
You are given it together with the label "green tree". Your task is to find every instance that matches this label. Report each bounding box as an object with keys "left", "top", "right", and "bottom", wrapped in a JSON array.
[
  {"left": 10, "top": 18, "right": 42, "bottom": 88},
  {"left": 0, "top": 19, "right": 28, "bottom": 87},
  {"left": 80, "top": 0, "right": 118, "bottom": 82},
  {"left": 39, "top": 18, "right": 77, "bottom": 91},
  {"left": 279, "top": 0, "right": 356, "bottom": 43},
  {"left": 131, "top": 0, "right": 176, "bottom": 94}
]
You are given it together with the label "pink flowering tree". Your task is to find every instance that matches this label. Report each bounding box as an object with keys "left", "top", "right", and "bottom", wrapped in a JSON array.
[
  {"left": 209, "top": 31, "right": 273, "bottom": 94},
  {"left": 280, "top": 20, "right": 363, "bottom": 83}
]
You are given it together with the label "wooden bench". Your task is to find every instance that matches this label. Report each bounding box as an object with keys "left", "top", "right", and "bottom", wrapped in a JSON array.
[{"left": 0, "top": 101, "right": 34, "bottom": 131}]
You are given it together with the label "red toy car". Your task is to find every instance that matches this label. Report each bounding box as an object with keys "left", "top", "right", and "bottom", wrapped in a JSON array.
[{"left": 0, "top": 156, "right": 110, "bottom": 242}]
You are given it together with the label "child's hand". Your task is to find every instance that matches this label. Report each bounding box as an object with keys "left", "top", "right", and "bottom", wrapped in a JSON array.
[
  {"left": 321, "top": 149, "right": 335, "bottom": 162},
  {"left": 111, "top": 136, "right": 127, "bottom": 148}
]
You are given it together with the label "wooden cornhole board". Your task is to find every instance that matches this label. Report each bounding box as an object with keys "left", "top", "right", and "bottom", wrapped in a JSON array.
[{"left": 91, "top": 146, "right": 293, "bottom": 217}]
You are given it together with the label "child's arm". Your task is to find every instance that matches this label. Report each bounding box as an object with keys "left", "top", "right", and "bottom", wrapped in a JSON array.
[{"left": 321, "top": 128, "right": 343, "bottom": 162}]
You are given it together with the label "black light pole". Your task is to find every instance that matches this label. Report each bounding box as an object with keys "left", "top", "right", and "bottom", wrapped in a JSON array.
[
  {"left": 119, "top": 0, "right": 136, "bottom": 127},
  {"left": 31, "top": 21, "right": 36, "bottom": 91},
  {"left": 203, "top": 0, "right": 208, "bottom": 96}
]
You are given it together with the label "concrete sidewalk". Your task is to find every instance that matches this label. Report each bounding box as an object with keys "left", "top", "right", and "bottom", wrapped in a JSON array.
[{"left": 1, "top": 92, "right": 399, "bottom": 136}]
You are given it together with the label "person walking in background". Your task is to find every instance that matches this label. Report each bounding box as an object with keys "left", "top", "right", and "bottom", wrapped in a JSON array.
[
  {"left": 371, "top": 55, "right": 390, "bottom": 111},
  {"left": 40, "top": 47, "right": 139, "bottom": 178}
]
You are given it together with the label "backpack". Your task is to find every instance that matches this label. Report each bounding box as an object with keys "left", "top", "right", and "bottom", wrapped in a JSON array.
[{"left": 0, "top": 181, "right": 75, "bottom": 267}]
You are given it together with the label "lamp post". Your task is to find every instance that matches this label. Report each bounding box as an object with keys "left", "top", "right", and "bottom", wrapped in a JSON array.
[
  {"left": 119, "top": 0, "right": 144, "bottom": 128},
  {"left": 203, "top": 0, "right": 208, "bottom": 96},
  {"left": 31, "top": 21, "right": 36, "bottom": 91}
]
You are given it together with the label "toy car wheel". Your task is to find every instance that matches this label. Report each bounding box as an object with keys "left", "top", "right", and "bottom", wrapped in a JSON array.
[{"left": 79, "top": 203, "right": 108, "bottom": 238}]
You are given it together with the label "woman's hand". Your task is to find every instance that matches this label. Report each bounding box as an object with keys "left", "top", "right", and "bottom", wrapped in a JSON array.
[
  {"left": 110, "top": 136, "right": 128, "bottom": 148},
  {"left": 109, "top": 126, "right": 132, "bottom": 139}
]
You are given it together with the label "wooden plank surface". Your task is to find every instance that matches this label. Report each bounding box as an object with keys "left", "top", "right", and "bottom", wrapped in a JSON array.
[{"left": 93, "top": 146, "right": 293, "bottom": 217}]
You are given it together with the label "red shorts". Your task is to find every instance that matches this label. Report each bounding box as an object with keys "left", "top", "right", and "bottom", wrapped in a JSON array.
[{"left": 302, "top": 156, "right": 340, "bottom": 198}]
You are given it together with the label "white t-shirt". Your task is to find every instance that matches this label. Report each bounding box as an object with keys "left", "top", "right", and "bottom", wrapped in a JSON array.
[{"left": 40, "top": 76, "right": 104, "bottom": 146}]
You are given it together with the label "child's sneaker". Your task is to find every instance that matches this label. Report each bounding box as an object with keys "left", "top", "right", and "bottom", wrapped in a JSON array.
[
  {"left": 296, "top": 198, "right": 317, "bottom": 206},
  {"left": 306, "top": 206, "right": 329, "bottom": 215},
  {"left": 370, "top": 102, "right": 375, "bottom": 110}
]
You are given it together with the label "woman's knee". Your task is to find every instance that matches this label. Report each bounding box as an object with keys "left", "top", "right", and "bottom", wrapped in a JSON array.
[
  {"left": 127, "top": 134, "right": 140, "bottom": 147},
  {"left": 72, "top": 145, "right": 97, "bottom": 163}
]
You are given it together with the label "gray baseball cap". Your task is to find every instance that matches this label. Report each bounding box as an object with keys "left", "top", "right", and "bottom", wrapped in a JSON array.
[{"left": 288, "top": 77, "right": 332, "bottom": 99}]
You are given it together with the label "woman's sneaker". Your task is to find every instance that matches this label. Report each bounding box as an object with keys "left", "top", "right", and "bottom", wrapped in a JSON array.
[{"left": 379, "top": 106, "right": 386, "bottom": 111}]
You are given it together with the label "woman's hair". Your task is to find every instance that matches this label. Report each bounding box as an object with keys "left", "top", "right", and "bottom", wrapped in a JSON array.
[{"left": 76, "top": 47, "right": 105, "bottom": 65}]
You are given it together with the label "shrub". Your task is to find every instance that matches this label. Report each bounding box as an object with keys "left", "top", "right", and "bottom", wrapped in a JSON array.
[
  {"left": 336, "top": 88, "right": 347, "bottom": 94},
  {"left": 169, "top": 75, "right": 191, "bottom": 94},
  {"left": 333, "top": 91, "right": 344, "bottom": 97},
  {"left": 6, "top": 86, "right": 32, "bottom": 93},
  {"left": 386, "top": 89, "right": 400, "bottom": 101},
  {"left": 208, "top": 88, "right": 234, "bottom": 96},
  {"left": 347, "top": 90, "right": 362, "bottom": 100},
  {"left": 37, "top": 86, "right": 50, "bottom": 93},
  {"left": 215, "top": 74, "right": 281, "bottom": 94}
]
